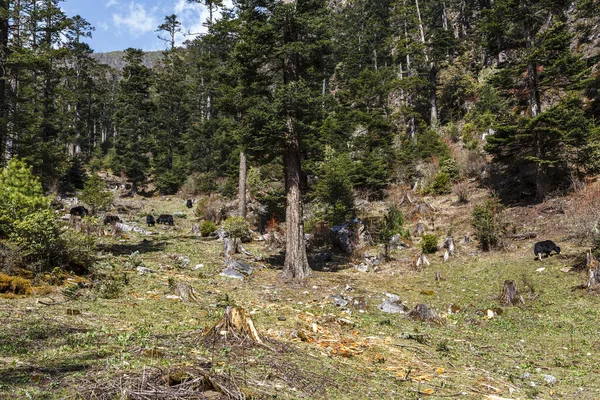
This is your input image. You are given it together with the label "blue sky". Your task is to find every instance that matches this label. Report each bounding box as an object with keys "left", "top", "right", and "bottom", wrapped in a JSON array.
[{"left": 61, "top": 0, "right": 222, "bottom": 52}]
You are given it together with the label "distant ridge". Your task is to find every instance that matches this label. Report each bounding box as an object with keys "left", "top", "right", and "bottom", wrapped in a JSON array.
[{"left": 91, "top": 51, "right": 164, "bottom": 71}]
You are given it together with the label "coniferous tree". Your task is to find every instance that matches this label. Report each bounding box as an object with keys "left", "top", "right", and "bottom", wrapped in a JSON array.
[{"left": 112, "top": 48, "right": 154, "bottom": 194}]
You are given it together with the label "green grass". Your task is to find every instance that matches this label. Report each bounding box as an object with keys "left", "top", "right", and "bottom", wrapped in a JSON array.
[{"left": 1, "top": 196, "right": 599, "bottom": 399}]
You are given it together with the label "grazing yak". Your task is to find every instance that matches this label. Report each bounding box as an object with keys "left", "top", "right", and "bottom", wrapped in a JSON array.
[
  {"left": 534, "top": 240, "right": 561, "bottom": 260},
  {"left": 70, "top": 206, "right": 89, "bottom": 217},
  {"left": 157, "top": 214, "right": 174, "bottom": 225},
  {"left": 146, "top": 215, "right": 155, "bottom": 227},
  {"left": 186, "top": 199, "right": 193, "bottom": 208}
]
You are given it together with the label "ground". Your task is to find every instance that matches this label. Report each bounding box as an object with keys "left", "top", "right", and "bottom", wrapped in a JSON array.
[{"left": 1, "top": 187, "right": 599, "bottom": 399}]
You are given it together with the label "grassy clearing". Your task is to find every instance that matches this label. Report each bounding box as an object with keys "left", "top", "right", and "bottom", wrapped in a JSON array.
[{"left": 1, "top": 194, "right": 599, "bottom": 399}]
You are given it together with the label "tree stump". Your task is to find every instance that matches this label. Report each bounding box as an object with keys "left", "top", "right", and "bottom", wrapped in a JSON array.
[
  {"left": 586, "top": 250, "right": 600, "bottom": 289},
  {"left": 443, "top": 236, "right": 455, "bottom": 256},
  {"left": 464, "top": 233, "right": 470, "bottom": 244},
  {"left": 192, "top": 224, "right": 200, "bottom": 235},
  {"left": 408, "top": 304, "right": 443, "bottom": 324},
  {"left": 415, "top": 253, "right": 430, "bottom": 268},
  {"left": 414, "top": 223, "right": 425, "bottom": 237},
  {"left": 204, "top": 306, "right": 263, "bottom": 344},
  {"left": 501, "top": 280, "right": 524, "bottom": 305},
  {"left": 175, "top": 283, "right": 199, "bottom": 303}
]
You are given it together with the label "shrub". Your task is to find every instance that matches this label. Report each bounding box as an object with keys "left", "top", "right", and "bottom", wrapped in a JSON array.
[
  {"left": 195, "top": 196, "right": 223, "bottom": 222},
  {"left": 0, "top": 273, "right": 32, "bottom": 296},
  {"left": 200, "top": 220, "right": 217, "bottom": 237},
  {"left": 439, "top": 158, "right": 460, "bottom": 181},
  {"left": 0, "top": 159, "right": 50, "bottom": 236},
  {"left": 379, "top": 205, "right": 410, "bottom": 258},
  {"left": 472, "top": 196, "right": 503, "bottom": 251},
  {"left": 421, "top": 234, "right": 438, "bottom": 254},
  {"left": 426, "top": 172, "right": 452, "bottom": 195},
  {"left": 223, "top": 216, "right": 250, "bottom": 240},
  {"left": 11, "top": 210, "right": 95, "bottom": 274},
  {"left": 453, "top": 182, "right": 471, "bottom": 203},
  {"left": 80, "top": 173, "right": 114, "bottom": 215}
]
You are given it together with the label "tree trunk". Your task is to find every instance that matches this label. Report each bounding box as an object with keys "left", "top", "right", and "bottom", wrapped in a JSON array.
[
  {"left": 429, "top": 65, "right": 439, "bottom": 129},
  {"left": 280, "top": 4, "right": 310, "bottom": 280},
  {"left": 238, "top": 149, "right": 247, "bottom": 218},
  {"left": 525, "top": 28, "right": 544, "bottom": 201},
  {"left": 0, "top": 0, "right": 8, "bottom": 162},
  {"left": 281, "top": 116, "right": 311, "bottom": 280}
]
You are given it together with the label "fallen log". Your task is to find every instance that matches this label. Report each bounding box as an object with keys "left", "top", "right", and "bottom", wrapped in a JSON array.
[{"left": 506, "top": 232, "right": 537, "bottom": 240}]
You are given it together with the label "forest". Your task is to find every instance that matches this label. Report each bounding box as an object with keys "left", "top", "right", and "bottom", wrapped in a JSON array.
[{"left": 1, "top": 0, "right": 600, "bottom": 399}]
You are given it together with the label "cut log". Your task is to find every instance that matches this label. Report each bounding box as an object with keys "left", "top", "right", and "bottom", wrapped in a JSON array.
[
  {"left": 586, "top": 250, "right": 600, "bottom": 289},
  {"left": 204, "top": 306, "right": 263, "bottom": 344},
  {"left": 507, "top": 232, "right": 537, "bottom": 240},
  {"left": 500, "top": 280, "right": 524, "bottom": 305}
]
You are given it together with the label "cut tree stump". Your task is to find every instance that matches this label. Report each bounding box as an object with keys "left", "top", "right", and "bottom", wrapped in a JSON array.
[
  {"left": 175, "top": 283, "right": 199, "bottom": 303},
  {"left": 204, "top": 306, "right": 263, "bottom": 344},
  {"left": 586, "top": 250, "right": 600, "bottom": 289},
  {"left": 500, "top": 280, "right": 524, "bottom": 305},
  {"left": 415, "top": 253, "right": 430, "bottom": 268},
  {"left": 443, "top": 236, "right": 455, "bottom": 256},
  {"left": 408, "top": 304, "right": 443, "bottom": 324}
]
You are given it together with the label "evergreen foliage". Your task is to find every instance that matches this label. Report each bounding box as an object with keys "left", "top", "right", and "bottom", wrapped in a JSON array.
[
  {"left": 472, "top": 196, "right": 504, "bottom": 251},
  {"left": 80, "top": 173, "right": 114, "bottom": 214},
  {"left": 315, "top": 147, "right": 355, "bottom": 226}
]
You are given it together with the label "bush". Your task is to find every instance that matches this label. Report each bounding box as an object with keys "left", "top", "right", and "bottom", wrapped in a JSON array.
[
  {"left": 11, "top": 210, "right": 95, "bottom": 274},
  {"left": 222, "top": 216, "right": 250, "bottom": 239},
  {"left": 421, "top": 234, "right": 438, "bottom": 254},
  {"left": 439, "top": 158, "right": 460, "bottom": 181},
  {"left": 453, "top": 182, "right": 471, "bottom": 203},
  {"left": 0, "top": 159, "right": 50, "bottom": 236},
  {"left": 426, "top": 172, "right": 452, "bottom": 195},
  {"left": 472, "top": 196, "right": 504, "bottom": 251},
  {"left": 200, "top": 220, "right": 217, "bottom": 237},
  {"left": 195, "top": 196, "right": 223, "bottom": 222},
  {"left": 0, "top": 273, "right": 32, "bottom": 296},
  {"left": 379, "top": 205, "right": 410, "bottom": 258}
]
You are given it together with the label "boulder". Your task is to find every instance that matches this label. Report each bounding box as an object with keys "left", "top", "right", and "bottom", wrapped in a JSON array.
[
  {"left": 378, "top": 299, "right": 408, "bottom": 314},
  {"left": 389, "top": 234, "right": 410, "bottom": 250},
  {"left": 330, "top": 218, "right": 366, "bottom": 254},
  {"left": 220, "top": 259, "right": 253, "bottom": 279}
]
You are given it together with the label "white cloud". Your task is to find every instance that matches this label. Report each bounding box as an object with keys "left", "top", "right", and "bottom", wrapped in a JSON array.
[
  {"left": 112, "top": 2, "right": 159, "bottom": 37},
  {"left": 106, "top": 0, "right": 118, "bottom": 7}
]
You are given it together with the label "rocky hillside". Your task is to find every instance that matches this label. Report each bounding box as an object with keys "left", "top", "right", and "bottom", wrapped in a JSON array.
[{"left": 91, "top": 51, "right": 164, "bottom": 71}]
